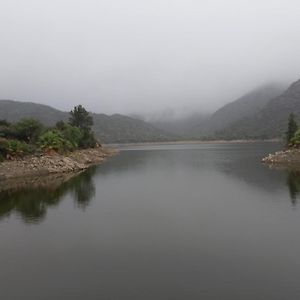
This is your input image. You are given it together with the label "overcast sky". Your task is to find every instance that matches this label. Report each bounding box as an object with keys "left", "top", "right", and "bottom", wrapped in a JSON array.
[{"left": 0, "top": 0, "right": 300, "bottom": 117}]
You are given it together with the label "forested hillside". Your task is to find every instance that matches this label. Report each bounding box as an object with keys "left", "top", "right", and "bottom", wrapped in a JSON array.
[
  {"left": 0, "top": 100, "right": 176, "bottom": 143},
  {"left": 214, "top": 80, "right": 300, "bottom": 139},
  {"left": 194, "top": 84, "right": 284, "bottom": 137}
]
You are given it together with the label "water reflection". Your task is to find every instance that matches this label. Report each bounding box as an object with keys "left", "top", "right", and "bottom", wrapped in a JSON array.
[
  {"left": 0, "top": 167, "right": 96, "bottom": 224},
  {"left": 287, "top": 170, "right": 300, "bottom": 205}
]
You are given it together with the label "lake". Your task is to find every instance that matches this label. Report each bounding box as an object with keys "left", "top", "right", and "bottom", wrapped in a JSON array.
[{"left": 1, "top": 142, "right": 300, "bottom": 300}]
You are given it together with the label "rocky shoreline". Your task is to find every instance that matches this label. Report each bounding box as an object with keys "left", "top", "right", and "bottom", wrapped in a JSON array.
[
  {"left": 262, "top": 149, "right": 300, "bottom": 169},
  {"left": 0, "top": 146, "right": 118, "bottom": 181}
]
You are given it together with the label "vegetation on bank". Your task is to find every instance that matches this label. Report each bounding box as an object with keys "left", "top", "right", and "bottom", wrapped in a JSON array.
[
  {"left": 286, "top": 113, "right": 300, "bottom": 148},
  {"left": 0, "top": 105, "right": 97, "bottom": 161}
]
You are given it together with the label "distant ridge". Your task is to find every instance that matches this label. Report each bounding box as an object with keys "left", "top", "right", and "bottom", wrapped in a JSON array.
[
  {"left": 195, "top": 84, "right": 285, "bottom": 137},
  {"left": 0, "top": 100, "right": 176, "bottom": 143},
  {"left": 213, "top": 80, "right": 300, "bottom": 139},
  {"left": 1, "top": 78, "right": 298, "bottom": 142},
  {"left": 0, "top": 99, "right": 67, "bottom": 125}
]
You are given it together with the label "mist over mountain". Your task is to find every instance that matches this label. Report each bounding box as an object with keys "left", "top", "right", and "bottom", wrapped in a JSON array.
[
  {"left": 0, "top": 77, "right": 299, "bottom": 142},
  {"left": 150, "top": 113, "right": 209, "bottom": 136},
  {"left": 132, "top": 110, "right": 210, "bottom": 136}
]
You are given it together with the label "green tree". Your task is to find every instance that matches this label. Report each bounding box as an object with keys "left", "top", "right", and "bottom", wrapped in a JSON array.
[
  {"left": 69, "top": 105, "right": 97, "bottom": 148},
  {"left": 290, "top": 129, "right": 300, "bottom": 147},
  {"left": 69, "top": 105, "right": 93, "bottom": 130},
  {"left": 286, "top": 113, "right": 298, "bottom": 145},
  {"left": 61, "top": 124, "right": 83, "bottom": 149},
  {"left": 79, "top": 130, "right": 97, "bottom": 148},
  {"left": 55, "top": 120, "right": 66, "bottom": 130},
  {"left": 13, "top": 118, "right": 43, "bottom": 143}
]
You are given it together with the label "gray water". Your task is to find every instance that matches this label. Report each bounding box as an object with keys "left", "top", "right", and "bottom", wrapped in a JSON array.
[{"left": 1, "top": 142, "right": 300, "bottom": 300}]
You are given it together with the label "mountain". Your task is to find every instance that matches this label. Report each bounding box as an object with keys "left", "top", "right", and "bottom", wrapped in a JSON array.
[
  {"left": 213, "top": 80, "right": 300, "bottom": 139},
  {"left": 91, "top": 113, "right": 177, "bottom": 143},
  {"left": 194, "top": 84, "right": 285, "bottom": 137},
  {"left": 0, "top": 100, "right": 68, "bottom": 125},
  {"left": 0, "top": 100, "right": 175, "bottom": 143},
  {"left": 148, "top": 113, "right": 209, "bottom": 137}
]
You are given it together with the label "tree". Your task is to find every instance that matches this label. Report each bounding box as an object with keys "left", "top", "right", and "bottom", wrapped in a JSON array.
[
  {"left": 13, "top": 118, "right": 43, "bottom": 143},
  {"left": 69, "top": 105, "right": 93, "bottom": 130},
  {"left": 69, "top": 105, "right": 97, "bottom": 148},
  {"left": 55, "top": 120, "right": 66, "bottom": 130},
  {"left": 286, "top": 113, "right": 298, "bottom": 145},
  {"left": 61, "top": 124, "right": 83, "bottom": 149}
]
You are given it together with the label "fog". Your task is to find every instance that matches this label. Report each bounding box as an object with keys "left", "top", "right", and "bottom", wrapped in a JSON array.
[{"left": 0, "top": 0, "right": 300, "bottom": 117}]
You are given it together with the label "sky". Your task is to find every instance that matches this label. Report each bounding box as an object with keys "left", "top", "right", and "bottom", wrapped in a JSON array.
[{"left": 0, "top": 0, "right": 300, "bottom": 117}]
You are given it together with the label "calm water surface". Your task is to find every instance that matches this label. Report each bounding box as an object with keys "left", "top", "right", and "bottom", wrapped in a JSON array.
[{"left": 1, "top": 142, "right": 300, "bottom": 300}]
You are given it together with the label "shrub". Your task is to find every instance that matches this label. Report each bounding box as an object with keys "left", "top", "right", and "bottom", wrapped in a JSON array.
[
  {"left": 38, "top": 130, "right": 72, "bottom": 152},
  {"left": 0, "top": 123, "right": 14, "bottom": 139},
  {"left": 13, "top": 118, "right": 43, "bottom": 143},
  {"left": 6, "top": 140, "right": 31, "bottom": 157}
]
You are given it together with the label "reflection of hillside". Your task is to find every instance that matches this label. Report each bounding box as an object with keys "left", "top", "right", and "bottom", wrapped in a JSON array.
[
  {"left": 102, "top": 144, "right": 286, "bottom": 194},
  {"left": 0, "top": 168, "right": 96, "bottom": 224},
  {"left": 216, "top": 154, "right": 286, "bottom": 193}
]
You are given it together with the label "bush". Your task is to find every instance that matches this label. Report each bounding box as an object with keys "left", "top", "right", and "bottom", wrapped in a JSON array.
[
  {"left": 38, "top": 130, "right": 72, "bottom": 152},
  {"left": 0, "top": 123, "right": 14, "bottom": 139},
  {"left": 13, "top": 118, "right": 43, "bottom": 143},
  {"left": 6, "top": 140, "right": 31, "bottom": 157}
]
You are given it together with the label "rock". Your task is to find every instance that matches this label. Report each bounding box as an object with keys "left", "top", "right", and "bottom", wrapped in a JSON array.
[{"left": 0, "top": 147, "right": 118, "bottom": 181}]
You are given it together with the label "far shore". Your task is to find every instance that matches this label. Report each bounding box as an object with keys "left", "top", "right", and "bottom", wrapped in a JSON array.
[{"left": 107, "top": 138, "right": 282, "bottom": 148}]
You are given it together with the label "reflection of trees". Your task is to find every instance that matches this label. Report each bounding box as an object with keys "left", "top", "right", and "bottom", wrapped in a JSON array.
[
  {"left": 71, "top": 169, "right": 96, "bottom": 209},
  {"left": 287, "top": 170, "right": 300, "bottom": 205},
  {"left": 0, "top": 167, "right": 96, "bottom": 224}
]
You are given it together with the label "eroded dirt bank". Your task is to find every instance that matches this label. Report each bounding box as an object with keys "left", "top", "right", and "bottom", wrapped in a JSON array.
[
  {"left": 262, "top": 149, "right": 300, "bottom": 169},
  {"left": 0, "top": 147, "right": 118, "bottom": 181}
]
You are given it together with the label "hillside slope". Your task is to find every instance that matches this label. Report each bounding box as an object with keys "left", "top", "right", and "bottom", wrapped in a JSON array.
[
  {"left": 0, "top": 100, "right": 175, "bottom": 143},
  {"left": 0, "top": 100, "right": 68, "bottom": 125},
  {"left": 149, "top": 113, "right": 209, "bottom": 137},
  {"left": 195, "top": 84, "right": 284, "bottom": 137},
  {"left": 215, "top": 80, "right": 300, "bottom": 139}
]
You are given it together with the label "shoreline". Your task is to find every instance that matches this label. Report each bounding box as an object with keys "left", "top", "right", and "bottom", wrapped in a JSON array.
[
  {"left": 262, "top": 148, "right": 300, "bottom": 169},
  {"left": 107, "top": 139, "right": 282, "bottom": 148},
  {"left": 0, "top": 147, "right": 118, "bottom": 181}
]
